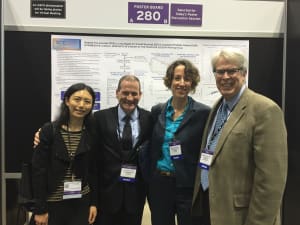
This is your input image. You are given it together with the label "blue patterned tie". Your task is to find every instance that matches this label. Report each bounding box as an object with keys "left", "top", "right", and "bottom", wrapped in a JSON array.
[{"left": 201, "top": 102, "right": 228, "bottom": 190}]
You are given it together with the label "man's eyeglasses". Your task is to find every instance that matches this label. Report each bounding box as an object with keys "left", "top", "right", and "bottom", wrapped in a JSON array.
[{"left": 213, "top": 68, "right": 242, "bottom": 76}]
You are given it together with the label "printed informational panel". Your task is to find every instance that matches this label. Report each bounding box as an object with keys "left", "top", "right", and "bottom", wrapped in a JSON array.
[{"left": 51, "top": 35, "right": 249, "bottom": 119}]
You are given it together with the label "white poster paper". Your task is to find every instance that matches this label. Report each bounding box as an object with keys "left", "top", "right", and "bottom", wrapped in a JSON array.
[{"left": 51, "top": 35, "right": 249, "bottom": 119}]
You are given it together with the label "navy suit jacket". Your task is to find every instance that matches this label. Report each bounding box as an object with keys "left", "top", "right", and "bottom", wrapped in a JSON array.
[
  {"left": 149, "top": 98, "right": 210, "bottom": 188},
  {"left": 94, "top": 106, "right": 152, "bottom": 214}
]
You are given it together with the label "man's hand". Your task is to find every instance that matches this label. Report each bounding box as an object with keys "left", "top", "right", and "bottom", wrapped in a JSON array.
[
  {"left": 88, "top": 206, "right": 97, "bottom": 224},
  {"left": 33, "top": 128, "right": 41, "bottom": 148}
]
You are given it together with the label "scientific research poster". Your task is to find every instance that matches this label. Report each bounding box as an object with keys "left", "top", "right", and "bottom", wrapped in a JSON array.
[{"left": 51, "top": 35, "right": 248, "bottom": 119}]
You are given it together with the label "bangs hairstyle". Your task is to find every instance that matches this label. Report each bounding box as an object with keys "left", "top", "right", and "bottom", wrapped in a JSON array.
[{"left": 57, "top": 83, "right": 96, "bottom": 127}]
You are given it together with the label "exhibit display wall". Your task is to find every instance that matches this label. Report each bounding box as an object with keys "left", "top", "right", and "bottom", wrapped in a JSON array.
[{"left": 1, "top": 1, "right": 290, "bottom": 225}]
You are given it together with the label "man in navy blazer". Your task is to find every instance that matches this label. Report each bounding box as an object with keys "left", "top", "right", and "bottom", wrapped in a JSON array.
[{"left": 94, "top": 75, "right": 152, "bottom": 225}]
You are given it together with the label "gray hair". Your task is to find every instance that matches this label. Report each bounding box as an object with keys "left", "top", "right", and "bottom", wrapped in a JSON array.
[{"left": 211, "top": 48, "right": 248, "bottom": 73}]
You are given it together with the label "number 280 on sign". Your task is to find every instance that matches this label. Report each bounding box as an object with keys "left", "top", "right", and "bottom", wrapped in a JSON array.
[{"left": 128, "top": 3, "right": 169, "bottom": 24}]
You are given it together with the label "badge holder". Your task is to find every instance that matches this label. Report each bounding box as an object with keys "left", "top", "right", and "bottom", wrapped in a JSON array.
[
  {"left": 169, "top": 140, "right": 183, "bottom": 160},
  {"left": 199, "top": 148, "right": 213, "bottom": 170},
  {"left": 63, "top": 179, "right": 82, "bottom": 200},
  {"left": 119, "top": 164, "right": 137, "bottom": 183}
]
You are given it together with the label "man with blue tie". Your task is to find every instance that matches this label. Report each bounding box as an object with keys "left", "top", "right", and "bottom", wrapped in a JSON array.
[{"left": 192, "top": 48, "right": 287, "bottom": 225}]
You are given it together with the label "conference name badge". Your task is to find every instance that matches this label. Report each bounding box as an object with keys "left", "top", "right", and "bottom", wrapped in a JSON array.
[
  {"left": 199, "top": 148, "right": 213, "bottom": 170},
  {"left": 63, "top": 180, "right": 82, "bottom": 199},
  {"left": 169, "top": 140, "right": 183, "bottom": 160},
  {"left": 120, "top": 164, "right": 137, "bottom": 183}
]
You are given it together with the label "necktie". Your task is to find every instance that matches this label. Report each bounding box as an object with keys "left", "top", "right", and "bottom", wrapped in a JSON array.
[
  {"left": 201, "top": 102, "right": 228, "bottom": 190},
  {"left": 122, "top": 115, "right": 132, "bottom": 151}
]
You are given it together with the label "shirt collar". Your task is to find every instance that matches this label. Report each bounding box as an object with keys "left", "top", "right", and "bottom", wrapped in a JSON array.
[
  {"left": 223, "top": 85, "right": 246, "bottom": 111},
  {"left": 117, "top": 105, "right": 139, "bottom": 121},
  {"left": 166, "top": 96, "right": 191, "bottom": 112}
]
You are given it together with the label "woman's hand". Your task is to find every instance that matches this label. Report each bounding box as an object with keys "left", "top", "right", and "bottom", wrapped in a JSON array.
[
  {"left": 88, "top": 206, "right": 97, "bottom": 224},
  {"left": 34, "top": 213, "right": 49, "bottom": 225}
]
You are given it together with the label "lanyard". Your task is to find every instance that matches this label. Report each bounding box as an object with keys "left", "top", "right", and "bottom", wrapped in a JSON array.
[
  {"left": 66, "top": 124, "right": 83, "bottom": 180},
  {"left": 207, "top": 109, "right": 231, "bottom": 149}
]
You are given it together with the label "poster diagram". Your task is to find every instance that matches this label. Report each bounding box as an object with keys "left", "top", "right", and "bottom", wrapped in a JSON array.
[{"left": 51, "top": 35, "right": 249, "bottom": 119}]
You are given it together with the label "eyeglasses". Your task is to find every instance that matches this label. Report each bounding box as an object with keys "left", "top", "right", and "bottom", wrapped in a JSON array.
[{"left": 213, "top": 68, "right": 242, "bottom": 76}]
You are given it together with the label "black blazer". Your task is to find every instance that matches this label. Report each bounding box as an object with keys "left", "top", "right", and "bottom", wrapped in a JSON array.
[
  {"left": 149, "top": 98, "right": 210, "bottom": 188},
  {"left": 94, "top": 106, "right": 152, "bottom": 214},
  {"left": 32, "top": 121, "right": 97, "bottom": 214}
]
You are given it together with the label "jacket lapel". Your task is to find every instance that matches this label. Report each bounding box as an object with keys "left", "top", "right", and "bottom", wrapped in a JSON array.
[
  {"left": 154, "top": 98, "right": 199, "bottom": 134},
  {"left": 112, "top": 106, "right": 121, "bottom": 143},
  {"left": 56, "top": 133, "right": 71, "bottom": 162},
  {"left": 211, "top": 89, "right": 249, "bottom": 164},
  {"left": 177, "top": 100, "right": 196, "bottom": 132},
  {"left": 108, "top": 107, "right": 123, "bottom": 158},
  {"left": 134, "top": 108, "right": 146, "bottom": 149},
  {"left": 157, "top": 103, "right": 167, "bottom": 130}
]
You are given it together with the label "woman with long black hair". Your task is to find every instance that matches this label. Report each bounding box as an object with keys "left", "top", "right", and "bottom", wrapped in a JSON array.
[{"left": 32, "top": 83, "right": 98, "bottom": 225}]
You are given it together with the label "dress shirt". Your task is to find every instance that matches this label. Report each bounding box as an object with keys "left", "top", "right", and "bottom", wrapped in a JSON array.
[
  {"left": 117, "top": 105, "right": 140, "bottom": 147},
  {"left": 156, "top": 97, "right": 190, "bottom": 172},
  {"left": 206, "top": 85, "right": 246, "bottom": 146}
]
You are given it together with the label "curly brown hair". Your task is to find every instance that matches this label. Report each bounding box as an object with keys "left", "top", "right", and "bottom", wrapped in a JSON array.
[{"left": 164, "top": 59, "right": 200, "bottom": 94}]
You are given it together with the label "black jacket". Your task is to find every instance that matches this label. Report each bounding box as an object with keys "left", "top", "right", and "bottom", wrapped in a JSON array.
[
  {"left": 94, "top": 106, "right": 152, "bottom": 214},
  {"left": 32, "top": 121, "right": 98, "bottom": 214},
  {"left": 149, "top": 98, "right": 210, "bottom": 188}
]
